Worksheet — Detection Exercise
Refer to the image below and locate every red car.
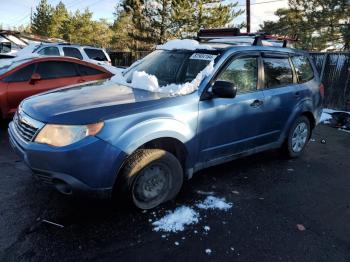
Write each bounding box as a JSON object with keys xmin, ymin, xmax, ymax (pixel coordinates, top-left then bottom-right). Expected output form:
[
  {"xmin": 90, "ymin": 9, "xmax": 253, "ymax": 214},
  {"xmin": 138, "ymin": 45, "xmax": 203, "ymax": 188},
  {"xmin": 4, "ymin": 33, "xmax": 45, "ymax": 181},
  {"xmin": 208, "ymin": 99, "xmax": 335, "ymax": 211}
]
[{"xmin": 0, "ymin": 56, "xmax": 113, "ymax": 119}]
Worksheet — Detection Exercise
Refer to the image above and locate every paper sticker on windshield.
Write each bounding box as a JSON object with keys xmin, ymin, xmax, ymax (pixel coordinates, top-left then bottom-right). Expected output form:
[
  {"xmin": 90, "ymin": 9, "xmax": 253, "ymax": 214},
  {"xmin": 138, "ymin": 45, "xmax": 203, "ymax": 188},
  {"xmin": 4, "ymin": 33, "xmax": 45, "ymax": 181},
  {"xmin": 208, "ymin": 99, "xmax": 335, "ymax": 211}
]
[{"xmin": 190, "ymin": 53, "xmax": 217, "ymax": 61}]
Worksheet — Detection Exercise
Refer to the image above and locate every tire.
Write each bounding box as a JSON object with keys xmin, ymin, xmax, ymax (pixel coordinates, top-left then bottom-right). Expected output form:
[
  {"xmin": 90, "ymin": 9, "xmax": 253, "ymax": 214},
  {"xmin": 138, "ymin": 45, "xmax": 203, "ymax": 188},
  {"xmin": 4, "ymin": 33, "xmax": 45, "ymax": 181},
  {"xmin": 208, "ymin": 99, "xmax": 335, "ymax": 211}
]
[
  {"xmin": 118, "ymin": 149, "xmax": 183, "ymax": 210},
  {"xmin": 283, "ymin": 116, "xmax": 311, "ymax": 158}
]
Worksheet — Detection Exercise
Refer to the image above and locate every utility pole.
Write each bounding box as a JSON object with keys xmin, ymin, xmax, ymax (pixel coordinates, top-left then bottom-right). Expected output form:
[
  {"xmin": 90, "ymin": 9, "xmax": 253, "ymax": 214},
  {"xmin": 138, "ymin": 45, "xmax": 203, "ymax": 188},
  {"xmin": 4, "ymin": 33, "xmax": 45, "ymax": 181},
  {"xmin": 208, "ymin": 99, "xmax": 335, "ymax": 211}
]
[{"xmin": 246, "ymin": 0, "xmax": 251, "ymax": 33}]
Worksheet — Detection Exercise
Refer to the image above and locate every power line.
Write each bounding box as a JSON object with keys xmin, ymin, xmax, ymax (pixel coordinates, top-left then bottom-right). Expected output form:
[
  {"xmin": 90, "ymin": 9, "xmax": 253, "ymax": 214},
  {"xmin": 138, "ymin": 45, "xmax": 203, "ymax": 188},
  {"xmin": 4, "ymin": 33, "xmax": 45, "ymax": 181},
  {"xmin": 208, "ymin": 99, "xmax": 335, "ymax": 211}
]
[{"xmin": 238, "ymin": 0, "xmax": 286, "ymax": 7}]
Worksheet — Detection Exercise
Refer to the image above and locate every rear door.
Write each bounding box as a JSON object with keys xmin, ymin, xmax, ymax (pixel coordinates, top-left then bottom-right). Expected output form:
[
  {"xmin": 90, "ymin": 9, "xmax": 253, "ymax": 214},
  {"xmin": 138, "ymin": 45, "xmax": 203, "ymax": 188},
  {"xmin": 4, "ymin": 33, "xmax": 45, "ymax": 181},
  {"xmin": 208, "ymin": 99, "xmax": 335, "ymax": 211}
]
[
  {"xmin": 261, "ymin": 52, "xmax": 299, "ymax": 140},
  {"xmin": 33, "ymin": 61, "xmax": 81, "ymax": 93},
  {"xmin": 76, "ymin": 63, "xmax": 111, "ymax": 83}
]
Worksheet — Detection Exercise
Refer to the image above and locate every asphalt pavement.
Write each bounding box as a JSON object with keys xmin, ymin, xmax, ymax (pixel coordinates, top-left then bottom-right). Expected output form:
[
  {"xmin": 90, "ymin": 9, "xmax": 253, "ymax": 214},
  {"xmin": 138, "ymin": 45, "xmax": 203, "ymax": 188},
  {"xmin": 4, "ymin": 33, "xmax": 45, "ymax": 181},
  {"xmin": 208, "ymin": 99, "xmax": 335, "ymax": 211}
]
[{"xmin": 0, "ymin": 121, "xmax": 350, "ymax": 262}]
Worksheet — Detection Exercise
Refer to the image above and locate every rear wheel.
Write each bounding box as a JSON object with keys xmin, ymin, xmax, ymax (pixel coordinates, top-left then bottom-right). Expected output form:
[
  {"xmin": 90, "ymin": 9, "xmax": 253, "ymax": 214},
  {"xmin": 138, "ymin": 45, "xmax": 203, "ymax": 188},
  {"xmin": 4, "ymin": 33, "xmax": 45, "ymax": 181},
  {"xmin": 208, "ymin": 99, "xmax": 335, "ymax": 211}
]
[
  {"xmin": 284, "ymin": 116, "xmax": 311, "ymax": 158},
  {"xmin": 119, "ymin": 149, "xmax": 183, "ymax": 210}
]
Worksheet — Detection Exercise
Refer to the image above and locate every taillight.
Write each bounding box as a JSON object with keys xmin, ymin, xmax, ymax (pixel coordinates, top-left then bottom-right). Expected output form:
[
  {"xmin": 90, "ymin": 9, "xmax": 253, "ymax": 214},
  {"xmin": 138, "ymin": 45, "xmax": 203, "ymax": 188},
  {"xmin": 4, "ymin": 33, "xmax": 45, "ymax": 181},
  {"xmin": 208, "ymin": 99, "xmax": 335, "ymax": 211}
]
[{"xmin": 319, "ymin": 83, "xmax": 325, "ymax": 98}]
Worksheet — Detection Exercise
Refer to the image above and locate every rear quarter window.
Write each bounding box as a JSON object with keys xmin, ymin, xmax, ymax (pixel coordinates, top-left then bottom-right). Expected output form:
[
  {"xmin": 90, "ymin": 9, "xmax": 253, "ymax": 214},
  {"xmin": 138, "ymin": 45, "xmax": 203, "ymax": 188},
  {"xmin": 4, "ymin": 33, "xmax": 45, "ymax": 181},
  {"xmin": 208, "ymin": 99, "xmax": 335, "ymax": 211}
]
[
  {"xmin": 63, "ymin": 47, "xmax": 83, "ymax": 60},
  {"xmin": 291, "ymin": 56, "xmax": 314, "ymax": 83},
  {"xmin": 84, "ymin": 48, "xmax": 108, "ymax": 61}
]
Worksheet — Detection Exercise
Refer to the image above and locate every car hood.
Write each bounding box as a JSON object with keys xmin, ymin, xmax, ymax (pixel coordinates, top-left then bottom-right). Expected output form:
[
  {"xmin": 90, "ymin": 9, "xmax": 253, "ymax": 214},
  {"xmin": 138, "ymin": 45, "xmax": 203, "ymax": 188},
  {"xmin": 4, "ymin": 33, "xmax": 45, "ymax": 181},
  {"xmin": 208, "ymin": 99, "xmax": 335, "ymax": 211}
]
[{"xmin": 21, "ymin": 79, "xmax": 172, "ymax": 124}]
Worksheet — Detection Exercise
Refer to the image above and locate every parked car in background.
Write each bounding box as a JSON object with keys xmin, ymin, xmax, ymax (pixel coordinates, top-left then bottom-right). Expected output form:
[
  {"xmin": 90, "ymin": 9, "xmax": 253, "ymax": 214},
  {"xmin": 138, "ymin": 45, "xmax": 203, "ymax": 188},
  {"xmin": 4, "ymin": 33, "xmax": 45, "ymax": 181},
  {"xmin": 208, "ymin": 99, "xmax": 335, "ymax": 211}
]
[
  {"xmin": 30, "ymin": 43, "xmax": 112, "ymax": 65},
  {"xmin": 0, "ymin": 56, "xmax": 113, "ymax": 119},
  {"xmin": 8, "ymin": 37, "xmax": 323, "ymax": 210}
]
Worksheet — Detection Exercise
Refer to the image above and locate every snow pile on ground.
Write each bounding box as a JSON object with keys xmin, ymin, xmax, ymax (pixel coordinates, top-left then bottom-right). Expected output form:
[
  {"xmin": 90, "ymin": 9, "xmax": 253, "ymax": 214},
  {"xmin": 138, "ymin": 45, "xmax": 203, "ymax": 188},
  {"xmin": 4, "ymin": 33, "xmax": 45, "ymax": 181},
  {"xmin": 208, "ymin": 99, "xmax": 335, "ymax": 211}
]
[
  {"xmin": 151, "ymin": 195, "xmax": 233, "ymax": 233},
  {"xmin": 196, "ymin": 196, "xmax": 233, "ymax": 211},
  {"xmin": 320, "ymin": 110, "xmax": 333, "ymax": 123},
  {"xmin": 129, "ymin": 61, "xmax": 214, "ymax": 96},
  {"xmin": 157, "ymin": 39, "xmax": 214, "ymax": 51},
  {"xmin": 152, "ymin": 206, "xmax": 199, "ymax": 233}
]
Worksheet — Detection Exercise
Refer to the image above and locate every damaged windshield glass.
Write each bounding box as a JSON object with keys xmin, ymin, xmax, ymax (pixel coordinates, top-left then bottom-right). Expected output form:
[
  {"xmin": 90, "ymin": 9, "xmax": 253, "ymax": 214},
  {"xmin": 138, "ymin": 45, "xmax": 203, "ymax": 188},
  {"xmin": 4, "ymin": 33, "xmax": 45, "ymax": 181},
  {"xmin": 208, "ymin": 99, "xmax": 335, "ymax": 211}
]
[{"xmin": 123, "ymin": 50, "xmax": 218, "ymax": 86}]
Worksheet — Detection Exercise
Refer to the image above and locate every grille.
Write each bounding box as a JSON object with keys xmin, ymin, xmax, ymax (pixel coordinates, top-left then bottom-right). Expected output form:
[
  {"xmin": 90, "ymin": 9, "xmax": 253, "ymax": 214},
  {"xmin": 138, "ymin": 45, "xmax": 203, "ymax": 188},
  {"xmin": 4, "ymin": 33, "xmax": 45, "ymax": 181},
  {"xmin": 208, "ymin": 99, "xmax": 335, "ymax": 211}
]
[{"xmin": 13, "ymin": 110, "xmax": 44, "ymax": 143}]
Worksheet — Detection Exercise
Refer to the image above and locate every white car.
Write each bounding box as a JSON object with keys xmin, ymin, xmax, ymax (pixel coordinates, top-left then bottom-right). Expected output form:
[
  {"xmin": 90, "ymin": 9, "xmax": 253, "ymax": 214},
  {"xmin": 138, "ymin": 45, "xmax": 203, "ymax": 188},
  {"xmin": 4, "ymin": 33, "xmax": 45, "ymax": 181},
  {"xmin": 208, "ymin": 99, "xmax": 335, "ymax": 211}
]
[{"xmin": 15, "ymin": 43, "xmax": 112, "ymax": 65}]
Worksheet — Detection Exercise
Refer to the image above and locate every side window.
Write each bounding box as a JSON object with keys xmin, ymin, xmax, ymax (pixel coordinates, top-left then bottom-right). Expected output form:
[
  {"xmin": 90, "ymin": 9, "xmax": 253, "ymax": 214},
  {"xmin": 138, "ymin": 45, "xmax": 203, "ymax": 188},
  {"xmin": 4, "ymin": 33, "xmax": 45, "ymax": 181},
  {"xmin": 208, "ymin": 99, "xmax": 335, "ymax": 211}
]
[
  {"xmin": 263, "ymin": 57, "xmax": 293, "ymax": 88},
  {"xmin": 217, "ymin": 57, "xmax": 258, "ymax": 93},
  {"xmin": 38, "ymin": 47, "xmax": 60, "ymax": 56},
  {"xmin": 77, "ymin": 64, "xmax": 104, "ymax": 76},
  {"xmin": 84, "ymin": 48, "xmax": 108, "ymax": 61},
  {"xmin": 4, "ymin": 64, "xmax": 35, "ymax": 82},
  {"xmin": 63, "ymin": 47, "xmax": 83, "ymax": 60},
  {"xmin": 291, "ymin": 56, "xmax": 314, "ymax": 83},
  {"xmin": 37, "ymin": 61, "xmax": 78, "ymax": 79}
]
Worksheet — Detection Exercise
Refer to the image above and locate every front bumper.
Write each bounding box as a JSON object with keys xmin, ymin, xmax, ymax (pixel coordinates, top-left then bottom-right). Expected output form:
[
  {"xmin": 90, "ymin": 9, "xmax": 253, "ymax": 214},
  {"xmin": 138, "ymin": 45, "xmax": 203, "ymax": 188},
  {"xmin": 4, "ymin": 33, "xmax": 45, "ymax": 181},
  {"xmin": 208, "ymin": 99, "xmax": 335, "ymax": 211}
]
[{"xmin": 8, "ymin": 121, "xmax": 127, "ymax": 198}]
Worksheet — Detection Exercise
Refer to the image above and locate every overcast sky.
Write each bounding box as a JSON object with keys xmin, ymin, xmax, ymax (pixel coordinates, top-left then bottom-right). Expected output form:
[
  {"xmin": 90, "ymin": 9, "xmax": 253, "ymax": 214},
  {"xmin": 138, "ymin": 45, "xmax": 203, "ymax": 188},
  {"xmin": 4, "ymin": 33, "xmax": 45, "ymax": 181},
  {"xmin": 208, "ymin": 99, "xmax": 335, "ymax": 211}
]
[{"xmin": 0, "ymin": 0, "xmax": 289, "ymax": 32}]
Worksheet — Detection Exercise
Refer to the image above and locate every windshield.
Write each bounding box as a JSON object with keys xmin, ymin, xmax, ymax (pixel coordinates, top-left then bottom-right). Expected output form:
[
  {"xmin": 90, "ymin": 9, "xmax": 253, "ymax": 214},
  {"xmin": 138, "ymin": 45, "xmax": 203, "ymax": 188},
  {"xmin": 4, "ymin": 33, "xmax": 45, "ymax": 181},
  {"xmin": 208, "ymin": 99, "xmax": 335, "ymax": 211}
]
[{"xmin": 123, "ymin": 50, "xmax": 218, "ymax": 86}]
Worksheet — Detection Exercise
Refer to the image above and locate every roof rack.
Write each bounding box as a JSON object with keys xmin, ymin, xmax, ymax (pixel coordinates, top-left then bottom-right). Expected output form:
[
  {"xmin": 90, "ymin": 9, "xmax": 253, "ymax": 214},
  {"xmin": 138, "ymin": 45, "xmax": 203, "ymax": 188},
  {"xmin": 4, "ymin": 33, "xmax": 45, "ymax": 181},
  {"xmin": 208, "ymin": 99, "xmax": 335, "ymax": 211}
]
[{"xmin": 197, "ymin": 28, "xmax": 298, "ymax": 48}]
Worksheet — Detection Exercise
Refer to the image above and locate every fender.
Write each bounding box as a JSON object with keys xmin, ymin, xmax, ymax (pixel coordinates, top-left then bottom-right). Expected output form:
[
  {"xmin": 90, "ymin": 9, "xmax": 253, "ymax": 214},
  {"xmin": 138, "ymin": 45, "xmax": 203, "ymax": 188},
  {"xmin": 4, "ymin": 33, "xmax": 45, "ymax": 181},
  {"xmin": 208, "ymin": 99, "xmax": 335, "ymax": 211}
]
[
  {"xmin": 279, "ymin": 97, "xmax": 315, "ymax": 142},
  {"xmin": 99, "ymin": 117, "xmax": 196, "ymax": 155}
]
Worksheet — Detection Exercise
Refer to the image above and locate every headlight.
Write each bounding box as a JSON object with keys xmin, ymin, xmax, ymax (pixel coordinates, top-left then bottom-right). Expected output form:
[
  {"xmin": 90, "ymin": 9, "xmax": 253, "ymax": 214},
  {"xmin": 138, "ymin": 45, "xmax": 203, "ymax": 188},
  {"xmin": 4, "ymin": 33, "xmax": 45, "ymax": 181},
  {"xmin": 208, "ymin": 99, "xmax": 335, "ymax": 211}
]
[{"xmin": 35, "ymin": 122, "xmax": 104, "ymax": 147}]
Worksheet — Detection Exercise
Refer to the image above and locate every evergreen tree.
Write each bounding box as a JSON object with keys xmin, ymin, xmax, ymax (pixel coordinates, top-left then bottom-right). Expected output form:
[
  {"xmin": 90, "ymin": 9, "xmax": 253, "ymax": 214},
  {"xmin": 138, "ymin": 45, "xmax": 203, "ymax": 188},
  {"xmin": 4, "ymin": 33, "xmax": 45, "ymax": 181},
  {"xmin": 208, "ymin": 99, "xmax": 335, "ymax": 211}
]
[
  {"xmin": 260, "ymin": 0, "xmax": 350, "ymax": 50},
  {"xmin": 31, "ymin": 0, "xmax": 53, "ymax": 36},
  {"xmin": 171, "ymin": 0, "xmax": 243, "ymax": 38},
  {"xmin": 50, "ymin": 1, "xmax": 69, "ymax": 38}
]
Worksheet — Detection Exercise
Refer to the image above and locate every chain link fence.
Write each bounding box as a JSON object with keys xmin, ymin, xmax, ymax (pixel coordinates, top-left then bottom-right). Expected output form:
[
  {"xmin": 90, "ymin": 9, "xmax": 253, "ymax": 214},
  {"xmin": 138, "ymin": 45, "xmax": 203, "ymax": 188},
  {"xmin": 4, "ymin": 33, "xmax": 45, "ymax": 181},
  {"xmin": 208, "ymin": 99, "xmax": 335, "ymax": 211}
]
[{"xmin": 310, "ymin": 52, "xmax": 350, "ymax": 111}]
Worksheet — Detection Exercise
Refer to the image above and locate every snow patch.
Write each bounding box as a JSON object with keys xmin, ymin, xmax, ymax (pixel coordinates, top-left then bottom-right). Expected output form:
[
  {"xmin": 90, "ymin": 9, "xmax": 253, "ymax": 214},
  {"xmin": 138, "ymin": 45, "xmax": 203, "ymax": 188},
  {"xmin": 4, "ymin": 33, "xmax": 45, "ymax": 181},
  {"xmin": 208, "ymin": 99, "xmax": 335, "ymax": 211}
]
[
  {"xmin": 131, "ymin": 71, "xmax": 159, "ymax": 92},
  {"xmin": 196, "ymin": 196, "xmax": 233, "ymax": 211},
  {"xmin": 152, "ymin": 206, "xmax": 199, "ymax": 233},
  {"xmin": 205, "ymin": 249, "xmax": 212, "ymax": 255},
  {"xmin": 320, "ymin": 108, "xmax": 350, "ymax": 124},
  {"xmin": 112, "ymin": 61, "xmax": 214, "ymax": 96},
  {"xmin": 157, "ymin": 39, "xmax": 214, "ymax": 51}
]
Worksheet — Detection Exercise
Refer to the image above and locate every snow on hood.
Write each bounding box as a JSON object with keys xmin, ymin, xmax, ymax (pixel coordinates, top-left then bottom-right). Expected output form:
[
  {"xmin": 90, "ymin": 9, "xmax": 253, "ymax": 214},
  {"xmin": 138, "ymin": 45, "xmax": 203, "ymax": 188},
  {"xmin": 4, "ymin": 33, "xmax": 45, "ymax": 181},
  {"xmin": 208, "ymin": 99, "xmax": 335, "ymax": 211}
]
[
  {"xmin": 111, "ymin": 61, "xmax": 214, "ymax": 96},
  {"xmin": 157, "ymin": 39, "xmax": 214, "ymax": 51}
]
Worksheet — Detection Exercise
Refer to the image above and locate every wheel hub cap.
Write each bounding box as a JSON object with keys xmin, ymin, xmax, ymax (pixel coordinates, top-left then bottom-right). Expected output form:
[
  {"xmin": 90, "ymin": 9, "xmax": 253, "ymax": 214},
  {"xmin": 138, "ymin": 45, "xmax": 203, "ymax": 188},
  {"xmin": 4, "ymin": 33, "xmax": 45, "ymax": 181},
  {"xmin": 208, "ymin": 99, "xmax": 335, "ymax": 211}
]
[{"xmin": 291, "ymin": 122, "xmax": 308, "ymax": 153}]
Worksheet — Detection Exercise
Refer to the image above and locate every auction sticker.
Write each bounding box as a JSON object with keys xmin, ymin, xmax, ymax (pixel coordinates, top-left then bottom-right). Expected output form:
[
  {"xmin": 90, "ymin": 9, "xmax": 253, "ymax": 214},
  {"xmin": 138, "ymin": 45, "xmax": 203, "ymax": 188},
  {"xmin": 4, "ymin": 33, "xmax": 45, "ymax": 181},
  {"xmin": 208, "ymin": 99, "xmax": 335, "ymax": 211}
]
[{"xmin": 190, "ymin": 53, "xmax": 217, "ymax": 61}]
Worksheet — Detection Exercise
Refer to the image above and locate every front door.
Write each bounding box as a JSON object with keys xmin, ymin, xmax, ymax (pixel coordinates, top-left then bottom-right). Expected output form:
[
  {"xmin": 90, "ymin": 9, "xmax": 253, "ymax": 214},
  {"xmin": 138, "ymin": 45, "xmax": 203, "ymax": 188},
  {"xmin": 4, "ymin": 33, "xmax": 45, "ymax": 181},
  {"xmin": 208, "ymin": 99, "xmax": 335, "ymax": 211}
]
[{"xmin": 198, "ymin": 54, "xmax": 274, "ymax": 166}]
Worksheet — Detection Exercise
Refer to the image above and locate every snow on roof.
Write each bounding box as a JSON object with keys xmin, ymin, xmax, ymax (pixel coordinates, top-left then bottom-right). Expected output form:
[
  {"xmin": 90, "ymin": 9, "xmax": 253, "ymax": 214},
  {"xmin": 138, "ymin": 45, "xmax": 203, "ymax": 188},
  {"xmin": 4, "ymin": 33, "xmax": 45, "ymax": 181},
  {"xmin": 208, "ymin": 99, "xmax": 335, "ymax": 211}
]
[{"xmin": 157, "ymin": 39, "xmax": 214, "ymax": 51}]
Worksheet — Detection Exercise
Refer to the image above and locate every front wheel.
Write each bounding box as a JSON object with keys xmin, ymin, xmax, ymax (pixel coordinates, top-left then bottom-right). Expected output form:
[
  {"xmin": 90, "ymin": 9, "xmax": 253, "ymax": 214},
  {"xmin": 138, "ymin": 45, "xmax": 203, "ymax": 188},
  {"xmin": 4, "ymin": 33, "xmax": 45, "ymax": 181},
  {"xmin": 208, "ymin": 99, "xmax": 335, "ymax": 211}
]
[
  {"xmin": 284, "ymin": 116, "xmax": 311, "ymax": 158},
  {"xmin": 119, "ymin": 149, "xmax": 183, "ymax": 210}
]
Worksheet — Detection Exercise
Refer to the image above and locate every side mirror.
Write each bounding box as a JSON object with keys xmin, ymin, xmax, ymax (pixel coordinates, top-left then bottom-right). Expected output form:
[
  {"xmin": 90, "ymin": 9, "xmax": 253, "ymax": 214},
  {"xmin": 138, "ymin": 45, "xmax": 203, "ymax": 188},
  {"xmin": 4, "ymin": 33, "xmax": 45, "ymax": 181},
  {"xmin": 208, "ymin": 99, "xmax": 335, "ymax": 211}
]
[
  {"xmin": 212, "ymin": 80, "xmax": 237, "ymax": 98},
  {"xmin": 29, "ymin": 73, "xmax": 41, "ymax": 84}
]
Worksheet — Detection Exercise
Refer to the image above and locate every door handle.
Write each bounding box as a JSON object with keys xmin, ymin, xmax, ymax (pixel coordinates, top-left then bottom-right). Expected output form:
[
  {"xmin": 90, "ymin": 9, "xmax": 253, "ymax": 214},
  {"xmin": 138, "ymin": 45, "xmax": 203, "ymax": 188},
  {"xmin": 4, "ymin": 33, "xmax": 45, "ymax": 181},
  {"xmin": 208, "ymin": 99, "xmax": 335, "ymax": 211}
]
[
  {"xmin": 78, "ymin": 79, "xmax": 86, "ymax": 83},
  {"xmin": 250, "ymin": 99, "xmax": 264, "ymax": 107}
]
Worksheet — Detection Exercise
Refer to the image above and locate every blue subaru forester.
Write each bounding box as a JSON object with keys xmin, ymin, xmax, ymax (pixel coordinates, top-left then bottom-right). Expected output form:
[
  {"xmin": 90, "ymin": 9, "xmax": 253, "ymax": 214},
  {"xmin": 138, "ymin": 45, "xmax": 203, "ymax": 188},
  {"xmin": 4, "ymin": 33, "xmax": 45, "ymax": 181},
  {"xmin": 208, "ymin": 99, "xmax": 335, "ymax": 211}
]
[{"xmin": 8, "ymin": 35, "xmax": 323, "ymax": 209}]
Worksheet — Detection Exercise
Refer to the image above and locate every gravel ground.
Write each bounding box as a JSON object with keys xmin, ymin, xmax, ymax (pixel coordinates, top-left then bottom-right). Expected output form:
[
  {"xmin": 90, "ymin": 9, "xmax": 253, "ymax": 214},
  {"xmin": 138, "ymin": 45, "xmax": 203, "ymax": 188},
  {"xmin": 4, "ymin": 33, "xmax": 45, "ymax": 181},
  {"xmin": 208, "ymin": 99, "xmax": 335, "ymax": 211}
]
[{"xmin": 0, "ymin": 122, "xmax": 349, "ymax": 262}]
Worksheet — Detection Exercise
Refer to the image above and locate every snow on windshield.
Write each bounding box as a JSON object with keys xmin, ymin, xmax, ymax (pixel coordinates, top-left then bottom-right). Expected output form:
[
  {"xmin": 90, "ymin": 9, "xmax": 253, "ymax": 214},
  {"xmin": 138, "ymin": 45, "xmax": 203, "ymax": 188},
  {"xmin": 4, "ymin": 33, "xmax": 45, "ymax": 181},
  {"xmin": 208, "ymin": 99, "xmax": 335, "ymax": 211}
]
[
  {"xmin": 157, "ymin": 39, "xmax": 214, "ymax": 51},
  {"xmin": 111, "ymin": 61, "xmax": 214, "ymax": 96}
]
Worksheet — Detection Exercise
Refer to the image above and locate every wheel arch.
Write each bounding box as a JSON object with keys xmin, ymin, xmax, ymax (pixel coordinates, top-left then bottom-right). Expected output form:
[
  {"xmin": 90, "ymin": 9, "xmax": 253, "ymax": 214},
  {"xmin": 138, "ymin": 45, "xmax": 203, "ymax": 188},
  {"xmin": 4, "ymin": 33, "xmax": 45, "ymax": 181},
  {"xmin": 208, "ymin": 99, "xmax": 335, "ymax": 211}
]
[{"xmin": 281, "ymin": 100, "xmax": 317, "ymax": 142}]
